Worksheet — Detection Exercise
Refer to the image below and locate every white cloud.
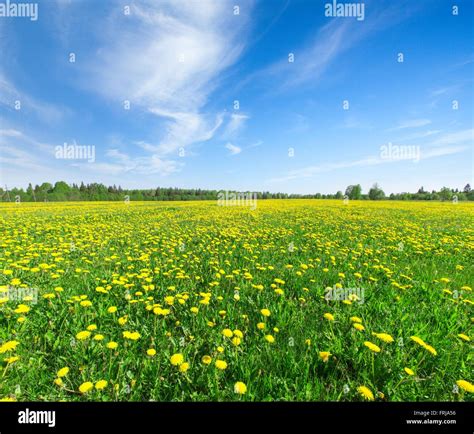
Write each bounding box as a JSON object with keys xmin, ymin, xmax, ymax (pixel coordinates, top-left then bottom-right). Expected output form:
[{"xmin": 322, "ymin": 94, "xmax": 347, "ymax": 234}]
[
  {"xmin": 223, "ymin": 113, "xmax": 249, "ymax": 137},
  {"xmin": 391, "ymin": 119, "xmax": 432, "ymax": 130},
  {"xmin": 225, "ymin": 142, "xmax": 242, "ymax": 155},
  {"xmin": 85, "ymin": 0, "xmax": 251, "ymax": 157},
  {"xmin": 429, "ymin": 129, "xmax": 473, "ymax": 147},
  {"xmin": 0, "ymin": 74, "xmax": 66, "ymax": 123}
]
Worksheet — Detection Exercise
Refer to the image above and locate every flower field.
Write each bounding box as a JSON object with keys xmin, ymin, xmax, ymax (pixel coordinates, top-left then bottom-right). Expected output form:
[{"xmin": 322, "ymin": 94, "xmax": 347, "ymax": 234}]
[{"xmin": 0, "ymin": 200, "xmax": 472, "ymax": 401}]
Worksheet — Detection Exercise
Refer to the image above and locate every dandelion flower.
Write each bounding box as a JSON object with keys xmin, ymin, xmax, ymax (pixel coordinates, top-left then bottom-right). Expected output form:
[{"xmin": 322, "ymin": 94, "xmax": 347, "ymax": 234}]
[
  {"xmin": 456, "ymin": 380, "xmax": 474, "ymax": 393},
  {"xmin": 170, "ymin": 353, "xmax": 184, "ymax": 366},
  {"xmin": 319, "ymin": 351, "xmax": 331, "ymax": 362},
  {"xmin": 323, "ymin": 313, "xmax": 335, "ymax": 321},
  {"xmin": 457, "ymin": 334, "xmax": 470, "ymax": 342},
  {"xmin": 364, "ymin": 341, "xmax": 381, "ymax": 353},
  {"xmin": 147, "ymin": 348, "xmax": 156, "ymax": 357},
  {"xmin": 357, "ymin": 386, "xmax": 374, "ymax": 401},
  {"xmin": 202, "ymin": 355, "xmax": 212, "ymax": 365},
  {"xmin": 264, "ymin": 335, "xmax": 275, "ymax": 343},
  {"xmin": 95, "ymin": 380, "xmax": 108, "ymax": 390},
  {"xmin": 179, "ymin": 362, "xmax": 190, "ymax": 373},
  {"xmin": 404, "ymin": 367, "xmax": 415, "ymax": 376},
  {"xmin": 57, "ymin": 367, "xmax": 69, "ymax": 378},
  {"xmin": 106, "ymin": 341, "xmax": 118, "ymax": 350},
  {"xmin": 14, "ymin": 304, "xmax": 30, "ymax": 314},
  {"xmin": 215, "ymin": 360, "xmax": 227, "ymax": 370},
  {"xmin": 222, "ymin": 329, "xmax": 233, "ymax": 338},
  {"xmin": 353, "ymin": 323, "xmax": 365, "ymax": 331},
  {"xmin": 79, "ymin": 382, "xmax": 94, "ymax": 394},
  {"xmin": 260, "ymin": 309, "xmax": 271, "ymax": 317},
  {"xmin": 234, "ymin": 382, "xmax": 247, "ymax": 395},
  {"xmin": 372, "ymin": 333, "xmax": 394, "ymax": 343},
  {"xmin": 76, "ymin": 331, "xmax": 91, "ymax": 340}
]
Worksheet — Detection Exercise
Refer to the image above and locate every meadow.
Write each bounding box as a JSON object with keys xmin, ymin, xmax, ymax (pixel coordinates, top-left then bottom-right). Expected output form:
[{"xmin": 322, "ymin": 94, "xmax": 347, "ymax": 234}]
[{"xmin": 0, "ymin": 200, "xmax": 472, "ymax": 401}]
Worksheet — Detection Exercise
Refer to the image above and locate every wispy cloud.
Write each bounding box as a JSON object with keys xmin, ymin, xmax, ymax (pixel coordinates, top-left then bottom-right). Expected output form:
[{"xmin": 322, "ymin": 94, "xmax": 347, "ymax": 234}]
[
  {"xmin": 225, "ymin": 142, "xmax": 242, "ymax": 155},
  {"xmin": 223, "ymin": 113, "xmax": 249, "ymax": 137},
  {"xmin": 0, "ymin": 74, "xmax": 67, "ymax": 123},
  {"xmin": 83, "ymin": 0, "xmax": 251, "ymax": 160},
  {"xmin": 390, "ymin": 119, "xmax": 432, "ymax": 130},
  {"xmin": 268, "ymin": 129, "xmax": 472, "ymax": 183}
]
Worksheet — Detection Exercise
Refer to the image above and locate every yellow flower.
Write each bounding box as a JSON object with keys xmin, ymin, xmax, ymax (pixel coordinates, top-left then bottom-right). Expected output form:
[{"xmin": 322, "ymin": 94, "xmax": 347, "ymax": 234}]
[
  {"xmin": 233, "ymin": 329, "xmax": 243, "ymax": 338},
  {"xmin": 0, "ymin": 340, "xmax": 20, "ymax": 354},
  {"xmin": 232, "ymin": 337, "xmax": 241, "ymax": 346},
  {"xmin": 372, "ymin": 333, "xmax": 394, "ymax": 343},
  {"xmin": 319, "ymin": 351, "xmax": 331, "ymax": 362},
  {"xmin": 106, "ymin": 341, "xmax": 118, "ymax": 350},
  {"xmin": 14, "ymin": 304, "xmax": 30, "ymax": 314},
  {"xmin": 79, "ymin": 382, "xmax": 94, "ymax": 393},
  {"xmin": 215, "ymin": 360, "xmax": 227, "ymax": 370},
  {"xmin": 217, "ymin": 346, "xmax": 224, "ymax": 353},
  {"xmin": 260, "ymin": 308, "xmax": 271, "ymax": 317},
  {"xmin": 170, "ymin": 353, "xmax": 184, "ymax": 366},
  {"xmin": 457, "ymin": 334, "xmax": 470, "ymax": 342},
  {"xmin": 404, "ymin": 367, "xmax": 415, "ymax": 376},
  {"xmin": 107, "ymin": 306, "xmax": 117, "ymax": 313},
  {"xmin": 357, "ymin": 386, "xmax": 374, "ymax": 401},
  {"xmin": 264, "ymin": 334, "xmax": 275, "ymax": 343},
  {"xmin": 118, "ymin": 316, "xmax": 128, "ymax": 326},
  {"xmin": 86, "ymin": 324, "xmax": 97, "ymax": 331},
  {"xmin": 202, "ymin": 355, "xmax": 212, "ymax": 365},
  {"xmin": 353, "ymin": 323, "xmax": 365, "ymax": 331},
  {"xmin": 123, "ymin": 331, "xmax": 140, "ymax": 340},
  {"xmin": 95, "ymin": 380, "xmax": 108, "ymax": 390},
  {"xmin": 76, "ymin": 331, "xmax": 91, "ymax": 340},
  {"xmin": 93, "ymin": 334, "xmax": 104, "ymax": 341},
  {"xmin": 57, "ymin": 367, "xmax": 69, "ymax": 378},
  {"xmin": 234, "ymin": 381, "xmax": 247, "ymax": 395},
  {"xmin": 80, "ymin": 300, "xmax": 92, "ymax": 307},
  {"xmin": 222, "ymin": 329, "xmax": 233, "ymax": 338},
  {"xmin": 323, "ymin": 313, "xmax": 335, "ymax": 321},
  {"xmin": 4, "ymin": 356, "xmax": 19, "ymax": 364},
  {"xmin": 410, "ymin": 336, "xmax": 437, "ymax": 355},
  {"xmin": 257, "ymin": 322, "xmax": 265, "ymax": 330},
  {"xmin": 456, "ymin": 380, "xmax": 474, "ymax": 393},
  {"xmin": 179, "ymin": 362, "xmax": 190, "ymax": 373},
  {"xmin": 147, "ymin": 348, "xmax": 156, "ymax": 357},
  {"xmin": 350, "ymin": 316, "xmax": 363, "ymax": 323},
  {"xmin": 54, "ymin": 378, "xmax": 64, "ymax": 387},
  {"xmin": 410, "ymin": 336, "xmax": 425, "ymax": 346},
  {"xmin": 364, "ymin": 341, "xmax": 381, "ymax": 353}
]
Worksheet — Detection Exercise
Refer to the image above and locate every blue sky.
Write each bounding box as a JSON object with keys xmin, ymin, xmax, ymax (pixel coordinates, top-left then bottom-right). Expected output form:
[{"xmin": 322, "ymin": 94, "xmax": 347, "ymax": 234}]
[{"xmin": 0, "ymin": 0, "xmax": 473, "ymax": 194}]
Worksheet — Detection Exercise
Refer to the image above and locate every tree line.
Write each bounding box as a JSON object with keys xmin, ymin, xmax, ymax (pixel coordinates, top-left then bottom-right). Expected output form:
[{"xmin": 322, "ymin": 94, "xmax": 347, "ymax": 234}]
[{"xmin": 0, "ymin": 181, "xmax": 473, "ymax": 202}]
